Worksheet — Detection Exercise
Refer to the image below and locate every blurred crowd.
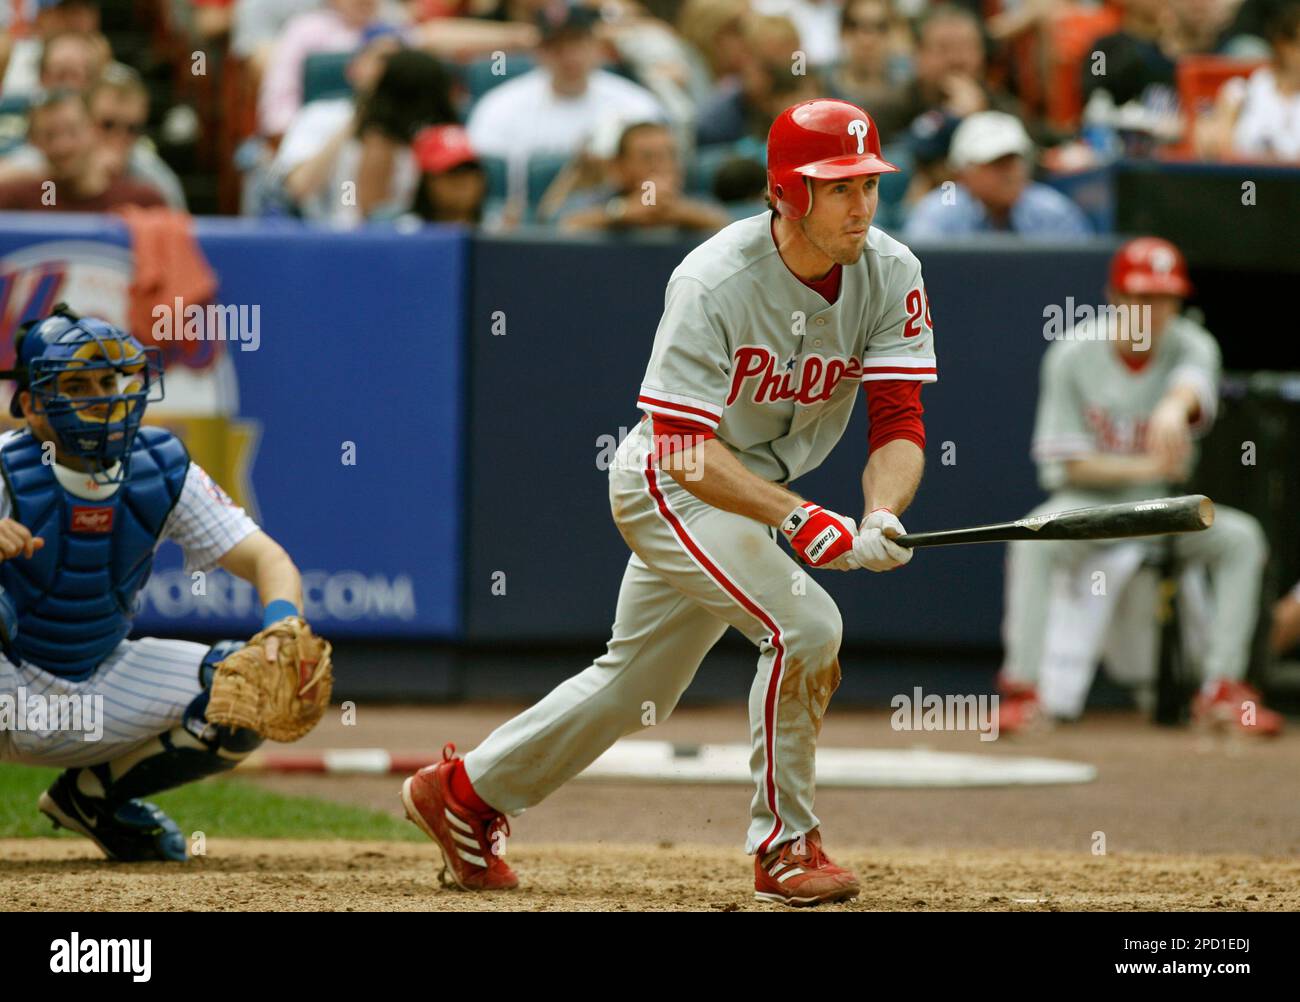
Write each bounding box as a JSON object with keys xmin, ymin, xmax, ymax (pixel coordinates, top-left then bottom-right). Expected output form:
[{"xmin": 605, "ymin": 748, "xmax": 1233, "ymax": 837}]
[{"xmin": 0, "ymin": 0, "xmax": 1297, "ymax": 232}]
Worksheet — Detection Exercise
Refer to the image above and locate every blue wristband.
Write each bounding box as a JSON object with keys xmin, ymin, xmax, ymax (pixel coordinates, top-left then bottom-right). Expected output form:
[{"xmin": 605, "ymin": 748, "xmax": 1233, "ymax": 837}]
[{"xmin": 262, "ymin": 600, "xmax": 299, "ymax": 629}]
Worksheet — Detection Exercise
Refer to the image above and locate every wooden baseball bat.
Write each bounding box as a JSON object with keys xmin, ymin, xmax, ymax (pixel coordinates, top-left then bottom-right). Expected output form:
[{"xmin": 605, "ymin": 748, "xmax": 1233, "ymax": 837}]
[{"xmin": 893, "ymin": 495, "xmax": 1214, "ymax": 549}]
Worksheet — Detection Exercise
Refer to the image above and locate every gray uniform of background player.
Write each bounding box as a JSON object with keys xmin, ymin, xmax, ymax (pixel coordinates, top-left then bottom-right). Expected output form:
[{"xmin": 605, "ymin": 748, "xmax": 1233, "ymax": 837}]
[
  {"xmin": 1000, "ymin": 315, "xmax": 1266, "ymax": 717},
  {"xmin": 463, "ymin": 212, "xmax": 936, "ymax": 856}
]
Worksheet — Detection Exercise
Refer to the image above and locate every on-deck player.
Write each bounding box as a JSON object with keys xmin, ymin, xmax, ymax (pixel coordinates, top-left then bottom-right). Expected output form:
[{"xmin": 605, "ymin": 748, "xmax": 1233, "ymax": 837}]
[
  {"xmin": 998, "ymin": 238, "xmax": 1282, "ymax": 735},
  {"xmin": 0, "ymin": 305, "xmax": 313, "ymax": 860},
  {"xmin": 402, "ymin": 99, "xmax": 938, "ymax": 906}
]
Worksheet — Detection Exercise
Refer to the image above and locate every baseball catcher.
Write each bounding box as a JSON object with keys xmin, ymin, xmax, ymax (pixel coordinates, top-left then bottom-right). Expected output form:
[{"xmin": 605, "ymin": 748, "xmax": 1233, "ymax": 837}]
[{"xmin": 0, "ymin": 305, "xmax": 331, "ymax": 862}]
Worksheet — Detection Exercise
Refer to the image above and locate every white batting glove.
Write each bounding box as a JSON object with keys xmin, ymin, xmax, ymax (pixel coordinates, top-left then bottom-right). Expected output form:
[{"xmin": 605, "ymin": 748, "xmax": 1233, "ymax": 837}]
[
  {"xmin": 853, "ymin": 507, "xmax": 913, "ymax": 572},
  {"xmin": 819, "ymin": 511, "xmax": 863, "ymax": 571}
]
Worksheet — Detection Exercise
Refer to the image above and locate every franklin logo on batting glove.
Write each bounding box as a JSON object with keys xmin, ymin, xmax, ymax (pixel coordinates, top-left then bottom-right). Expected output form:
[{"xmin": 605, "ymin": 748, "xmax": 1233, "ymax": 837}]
[{"xmin": 781, "ymin": 502, "xmax": 860, "ymax": 570}]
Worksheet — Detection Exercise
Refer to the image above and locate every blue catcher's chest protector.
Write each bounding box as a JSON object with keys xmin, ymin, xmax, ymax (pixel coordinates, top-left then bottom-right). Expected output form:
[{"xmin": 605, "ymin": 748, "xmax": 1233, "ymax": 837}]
[{"xmin": 0, "ymin": 427, "xmax": 189, "ymax": 680}]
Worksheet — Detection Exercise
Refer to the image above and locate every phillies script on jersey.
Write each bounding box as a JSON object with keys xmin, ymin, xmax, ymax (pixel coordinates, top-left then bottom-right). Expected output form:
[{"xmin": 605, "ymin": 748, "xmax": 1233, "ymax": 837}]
[{"xmin": 727, "ymin": 346, "xmax": 868, "ymax": 406}]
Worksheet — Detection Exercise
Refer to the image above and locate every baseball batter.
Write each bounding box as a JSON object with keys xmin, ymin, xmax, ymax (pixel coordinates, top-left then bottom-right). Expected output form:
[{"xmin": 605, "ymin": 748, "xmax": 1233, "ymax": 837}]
[
  {"xmin": 998, "ymin": 238, "xmax": 1282, "ymax": 735},
  {"xmin": 0, "ymin": 305, "xmax": 323, "ymax": 861},
  {"xmin": 403, "ymin": 99, "xmax": 937, "ymax": 906}
]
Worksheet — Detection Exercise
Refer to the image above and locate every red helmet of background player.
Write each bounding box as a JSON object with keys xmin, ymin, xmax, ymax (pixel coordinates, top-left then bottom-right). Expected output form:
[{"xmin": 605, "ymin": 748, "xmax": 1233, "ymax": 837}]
[
  {"xmin": 767, "ymin": 99, "xmax": 898, "ymax": 220},
  {"xmin": 1109, "ymin": 237, "xmax": 1193, "ymax": 298}
]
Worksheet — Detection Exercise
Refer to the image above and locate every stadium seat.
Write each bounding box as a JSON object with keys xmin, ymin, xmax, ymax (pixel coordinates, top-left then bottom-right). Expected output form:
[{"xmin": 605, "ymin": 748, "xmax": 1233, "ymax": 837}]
[
  {"xmin": 0, "ymin": 94, "xmax": 32, "ymax": 117},
  {"xmin": 0, "ymin": 97, "xmax": 30, "ymax": 157},
  {"xmin": 464, "ymin": 55, "xmax": 536, "ymax": 103},
  {"xmin": 1170, "ymin": 56, "xmax": 1267, "ymax": 157},
  {"xmin": 527, "ymin": 152, "xmax": 571, "ymax": 208},
  {"xmin": 874, "ymin": 143, "xmax": 913, "ymax": 232},
  {"xmin": 1043, "ymin": 5, "xmax": 1122, "ymax": 130},
  {"xmin": 481, "ymin": 154, "xmax": 508, "ymax": 202},
  {"xmin": 687, "ymin": 144, "xmax": 744, "ymax": 196},
  {"xmin": 302, "ymin": 52, "xmax": 353, "ymax": 104}
]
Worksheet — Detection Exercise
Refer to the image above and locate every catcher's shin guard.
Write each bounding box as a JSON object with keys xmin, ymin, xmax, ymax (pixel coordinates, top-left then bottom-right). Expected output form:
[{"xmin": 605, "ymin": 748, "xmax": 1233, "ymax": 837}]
[{"xmin": 82, "ymin": 641, "xmax": 264, "ymax": 803}]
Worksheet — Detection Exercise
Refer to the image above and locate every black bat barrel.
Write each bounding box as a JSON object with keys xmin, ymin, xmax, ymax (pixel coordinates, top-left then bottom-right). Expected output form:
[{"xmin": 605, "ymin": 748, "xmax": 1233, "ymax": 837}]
[{"xmin": 894, "ymin": 495, "xmax": 1215, "ymax": 549}]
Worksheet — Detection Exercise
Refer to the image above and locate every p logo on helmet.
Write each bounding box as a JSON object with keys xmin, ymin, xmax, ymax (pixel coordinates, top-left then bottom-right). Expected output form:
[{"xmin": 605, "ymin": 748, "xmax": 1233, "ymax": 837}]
[
  {"xmin": 766, "ymin": 98, "xmax": 898, "ymax": 220},
  {"xmin": 1108, "ymin": 237, "xmax": 1193, "ymax": 298}
]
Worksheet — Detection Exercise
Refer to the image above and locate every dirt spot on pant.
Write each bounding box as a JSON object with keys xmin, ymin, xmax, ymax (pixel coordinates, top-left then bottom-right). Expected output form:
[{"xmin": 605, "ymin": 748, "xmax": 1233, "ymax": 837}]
[{"xmin": 780, "ymin": 650, "xmax": 841, "ymax": 736}]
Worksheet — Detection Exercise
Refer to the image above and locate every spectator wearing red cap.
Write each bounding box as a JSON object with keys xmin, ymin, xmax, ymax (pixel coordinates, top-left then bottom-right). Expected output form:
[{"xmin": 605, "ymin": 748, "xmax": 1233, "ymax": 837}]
[{"xmin": 410, "ymin": 124, "xmax": 487, "ymax": 223}]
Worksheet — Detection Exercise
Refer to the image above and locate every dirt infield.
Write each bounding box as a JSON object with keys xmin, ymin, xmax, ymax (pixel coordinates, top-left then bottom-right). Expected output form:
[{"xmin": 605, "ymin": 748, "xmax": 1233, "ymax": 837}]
[
  {"xmin": 5, "ymin": 705, "xmax": 1298, "ymax": 911},
  {"xmin": 257, "ymin": 705, "xmax": 1300, "ymax": 855},
  {"xmin": 4, "ymin": 839, "xmax": 1298, "ymax": 911}
]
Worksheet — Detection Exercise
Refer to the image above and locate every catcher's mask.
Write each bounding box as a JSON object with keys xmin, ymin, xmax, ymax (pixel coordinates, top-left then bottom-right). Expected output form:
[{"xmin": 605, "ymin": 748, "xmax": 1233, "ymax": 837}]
[{"xmin": 3, "ymin": 304, "xmax": 164, "ymax": 484}]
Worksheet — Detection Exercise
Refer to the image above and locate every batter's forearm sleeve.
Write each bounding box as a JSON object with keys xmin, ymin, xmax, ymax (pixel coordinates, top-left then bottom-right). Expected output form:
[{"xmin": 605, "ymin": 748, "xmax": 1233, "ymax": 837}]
[{"xmin": 863, "ymin": 379, "xmax": 926, "ymax": 452}]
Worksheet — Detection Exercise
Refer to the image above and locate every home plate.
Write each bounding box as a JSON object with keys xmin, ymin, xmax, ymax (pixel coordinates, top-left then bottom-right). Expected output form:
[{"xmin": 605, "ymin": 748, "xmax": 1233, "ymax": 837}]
[{"xmin": 575, "ymin": 741, "xmax": 1095, "ymax": 788}]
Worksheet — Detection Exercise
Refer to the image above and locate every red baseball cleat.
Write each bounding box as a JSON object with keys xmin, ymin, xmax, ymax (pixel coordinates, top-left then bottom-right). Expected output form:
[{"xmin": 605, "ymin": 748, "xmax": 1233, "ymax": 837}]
[
  {"xmin": 401, "ymin": 743, "xmax": 519, "ymax": 891},
  {"xmin": 1193, "ymin": 679, "xmax": 1284, "ymax": 737},
  {"xmin": 994, "ymin": 679, "xmax": 1046, "ymax": 735},
  {"xmin": 754, "ymin": 829, "xmax": 860, "ymax": 907}
]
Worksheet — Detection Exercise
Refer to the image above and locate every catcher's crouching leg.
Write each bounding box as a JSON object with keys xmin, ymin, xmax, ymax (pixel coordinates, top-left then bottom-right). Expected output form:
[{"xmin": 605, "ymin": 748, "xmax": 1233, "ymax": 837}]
[
  {"xmin": 100, "ymin": 641, "xmax": 265, "ymax": 799},
  {"xmin": 38, "ymin": 642, "xmax": 263, "ymax": 862}
]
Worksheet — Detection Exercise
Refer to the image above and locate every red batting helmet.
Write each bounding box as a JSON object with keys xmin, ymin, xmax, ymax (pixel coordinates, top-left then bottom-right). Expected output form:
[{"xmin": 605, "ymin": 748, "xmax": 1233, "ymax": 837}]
[
  {"xmin": 767, "ymin": 99, "xmax": 898, "ymax": 220},
  {"xmin": 1109, "ymin": 237, "xmax": 1193, "ymax": 298}
]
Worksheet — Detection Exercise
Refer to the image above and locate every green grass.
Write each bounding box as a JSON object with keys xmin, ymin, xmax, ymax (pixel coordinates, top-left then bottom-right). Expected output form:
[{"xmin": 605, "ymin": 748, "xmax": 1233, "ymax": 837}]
[{"xmin": 0, "ymin": 764, "xmax": 421, "ymax": 841}]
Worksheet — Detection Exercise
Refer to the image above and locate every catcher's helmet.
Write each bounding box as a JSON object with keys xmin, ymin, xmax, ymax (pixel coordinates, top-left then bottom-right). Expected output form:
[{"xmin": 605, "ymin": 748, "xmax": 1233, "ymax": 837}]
[
  {"xmin": 766, "ymin": 98, "xmax": 898, "ymax": 220},
  {"xmin": 4, "ymin": 304, "xmax": 164, "ymax": 483},
  {"xmin": 1109, "ymin": 237, "xmax": 1192, "ymax": 298}
]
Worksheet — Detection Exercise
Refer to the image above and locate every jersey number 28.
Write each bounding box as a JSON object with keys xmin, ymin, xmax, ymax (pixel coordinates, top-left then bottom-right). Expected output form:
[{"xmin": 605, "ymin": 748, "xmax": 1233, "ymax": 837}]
[{"xmin": 903, "ymin": 287, "xmax": 932, "ymax": 339}]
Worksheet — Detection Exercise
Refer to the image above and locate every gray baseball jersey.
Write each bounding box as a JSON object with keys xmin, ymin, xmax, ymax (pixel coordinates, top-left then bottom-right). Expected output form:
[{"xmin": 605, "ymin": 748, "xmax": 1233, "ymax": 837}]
[
  {"xmin": 1003, "ymin": 313, "xmax": 1263, "ymax": 712},
  {"xmin": 463, "ymin": 212, "xmax": 938, "ymax": 859},
  {"xmin": 1031, "ymin": 314, "xmax": 1221, "ymax": 500},
  {"xmin": 636, "ymin": 213, "xmax": 938, "ymax": 483}
]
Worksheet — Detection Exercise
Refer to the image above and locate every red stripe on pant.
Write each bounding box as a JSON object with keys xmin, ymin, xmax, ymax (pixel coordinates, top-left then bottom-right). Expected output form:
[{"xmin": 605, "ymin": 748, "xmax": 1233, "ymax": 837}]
[{"xmin": 641, "ymin": 453, "xmax": 786, "ymax": 856}]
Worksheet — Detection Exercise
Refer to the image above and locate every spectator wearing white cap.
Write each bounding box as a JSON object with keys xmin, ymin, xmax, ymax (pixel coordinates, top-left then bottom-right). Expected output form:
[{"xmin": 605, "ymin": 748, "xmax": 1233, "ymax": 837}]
[{"xmin": 903, "ymin": 111, "xmax": 1092, "ymax": 239}]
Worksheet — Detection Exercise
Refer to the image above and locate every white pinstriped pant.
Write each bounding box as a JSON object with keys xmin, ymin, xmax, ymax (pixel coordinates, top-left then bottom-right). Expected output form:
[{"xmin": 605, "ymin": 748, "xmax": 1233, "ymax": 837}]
[
  {"xmin": 465, "ymin": 418, "xmax": 842, "ymax": 856},
  {"xmin": 0, "ymin": 637, "xmax": 209, "ymax": 768}
]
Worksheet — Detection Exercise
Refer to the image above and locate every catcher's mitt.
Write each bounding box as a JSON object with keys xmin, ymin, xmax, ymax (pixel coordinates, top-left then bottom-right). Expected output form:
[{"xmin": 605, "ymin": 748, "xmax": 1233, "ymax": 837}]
[{"xmin": 206, "ymin": 616, "xmax": 334, "ymax": 742}]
